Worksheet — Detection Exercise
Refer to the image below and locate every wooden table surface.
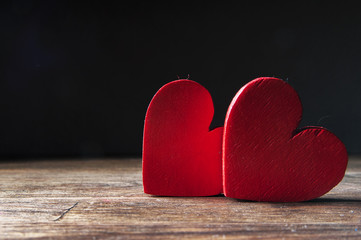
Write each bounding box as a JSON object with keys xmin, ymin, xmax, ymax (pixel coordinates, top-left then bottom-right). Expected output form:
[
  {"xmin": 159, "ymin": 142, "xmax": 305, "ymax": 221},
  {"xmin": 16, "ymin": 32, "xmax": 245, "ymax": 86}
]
[{"xmin": 1, "ymin": 157, "xmax": 360, "ymax": 239}]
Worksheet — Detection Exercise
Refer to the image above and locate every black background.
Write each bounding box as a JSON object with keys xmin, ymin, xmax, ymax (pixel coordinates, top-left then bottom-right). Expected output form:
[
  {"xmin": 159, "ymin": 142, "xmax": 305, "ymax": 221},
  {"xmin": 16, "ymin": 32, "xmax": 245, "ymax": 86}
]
[{"xmin": 1, "ymin": 1, "xmax": 360, "ymax": 158}]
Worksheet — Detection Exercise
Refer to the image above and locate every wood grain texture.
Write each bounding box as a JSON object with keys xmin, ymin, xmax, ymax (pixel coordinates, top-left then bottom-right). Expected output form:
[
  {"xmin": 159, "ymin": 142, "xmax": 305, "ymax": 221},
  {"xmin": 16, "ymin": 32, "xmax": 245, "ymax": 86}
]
[{"xmin": 1, "ymin": 157, "xmax": 361, "ymax": 239}]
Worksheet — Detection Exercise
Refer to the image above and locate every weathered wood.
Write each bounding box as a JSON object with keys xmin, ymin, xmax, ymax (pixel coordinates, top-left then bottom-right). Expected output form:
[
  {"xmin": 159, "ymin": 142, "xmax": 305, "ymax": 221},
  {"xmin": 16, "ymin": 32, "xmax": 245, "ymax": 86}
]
[{"xmin": 0, "ymin": 157, "xmax": 361, "ymax": 239}]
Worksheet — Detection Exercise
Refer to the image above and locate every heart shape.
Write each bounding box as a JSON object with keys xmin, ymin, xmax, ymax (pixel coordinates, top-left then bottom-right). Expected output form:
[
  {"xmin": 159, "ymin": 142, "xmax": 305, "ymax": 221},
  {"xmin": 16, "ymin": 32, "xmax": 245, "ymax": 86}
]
[
  {"xmin": 143, "ymin": 80, "xmax": 223, "ymax": 196},
  {"xmin": 223, "ymin": 77, "xmax": 348, "ymax": 202}
]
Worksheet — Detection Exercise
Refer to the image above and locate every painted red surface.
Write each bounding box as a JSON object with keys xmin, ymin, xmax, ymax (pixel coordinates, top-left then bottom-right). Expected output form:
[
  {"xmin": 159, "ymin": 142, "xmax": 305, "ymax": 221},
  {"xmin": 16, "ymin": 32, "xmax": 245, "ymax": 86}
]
[
  {"xmin": 223, "ymin": 77, "xmax": 348, "ymax": 202},
  {"xmin": 143, "ymin": 80, "xmax": 223, "ymax": 196}
]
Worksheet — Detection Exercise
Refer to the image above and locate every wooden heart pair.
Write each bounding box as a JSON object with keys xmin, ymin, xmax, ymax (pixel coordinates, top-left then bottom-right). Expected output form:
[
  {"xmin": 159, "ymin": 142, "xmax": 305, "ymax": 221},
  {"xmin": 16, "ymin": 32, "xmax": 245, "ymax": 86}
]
[{"xmin": 143, "ymin": 77, "xmax": 348, "ymax": 202}]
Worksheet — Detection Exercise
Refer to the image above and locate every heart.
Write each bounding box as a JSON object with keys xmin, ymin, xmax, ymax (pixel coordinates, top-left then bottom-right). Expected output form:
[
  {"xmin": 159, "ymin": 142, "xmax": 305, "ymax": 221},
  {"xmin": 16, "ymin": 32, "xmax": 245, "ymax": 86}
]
[
  {"xmin": 223, "ymin": 77, "xmax": 348, "ymax": 202},
  {"xmin": 143, "ymin": 80, "xmax": 223, "ymax": 196}
]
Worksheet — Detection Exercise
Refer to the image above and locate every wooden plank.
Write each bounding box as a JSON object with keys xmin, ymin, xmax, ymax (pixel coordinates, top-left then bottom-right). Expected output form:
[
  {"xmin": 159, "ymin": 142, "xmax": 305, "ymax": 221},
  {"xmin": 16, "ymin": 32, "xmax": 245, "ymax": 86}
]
[{"xmin": 0, "ymin": 157, "xmax": 361, "ymax": 239}]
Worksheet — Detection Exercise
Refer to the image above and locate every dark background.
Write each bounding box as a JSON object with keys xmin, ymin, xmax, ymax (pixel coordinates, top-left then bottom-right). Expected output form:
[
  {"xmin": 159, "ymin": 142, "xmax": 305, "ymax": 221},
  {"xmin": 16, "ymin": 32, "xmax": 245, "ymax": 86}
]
[{"xmin": 1, "ymin": 1, "xmax": 360, "ymax": 159}]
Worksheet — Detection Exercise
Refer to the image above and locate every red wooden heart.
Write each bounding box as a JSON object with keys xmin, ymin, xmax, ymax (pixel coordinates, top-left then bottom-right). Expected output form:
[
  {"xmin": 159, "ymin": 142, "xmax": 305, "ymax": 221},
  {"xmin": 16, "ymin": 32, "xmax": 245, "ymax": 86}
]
[
  {"xmin": 223, "ymin": 77, "xmax": 348, "ymax": 202},
  {"xmin": 143, "ymin": 80, "xmax": 223, "ymax": 196}
]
